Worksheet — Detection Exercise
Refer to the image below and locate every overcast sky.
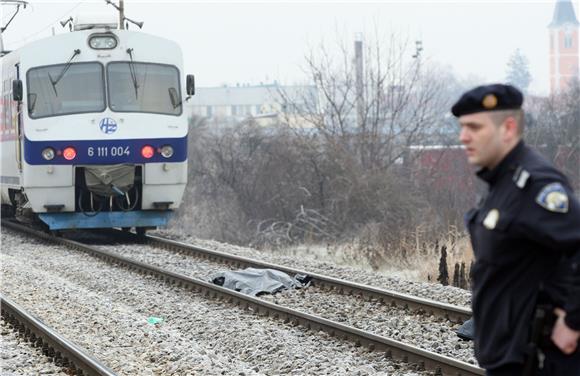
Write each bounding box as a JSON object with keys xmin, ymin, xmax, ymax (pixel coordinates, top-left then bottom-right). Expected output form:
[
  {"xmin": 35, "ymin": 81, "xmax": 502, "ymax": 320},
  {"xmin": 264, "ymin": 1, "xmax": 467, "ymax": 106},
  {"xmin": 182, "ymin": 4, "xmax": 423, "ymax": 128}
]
[{"xmin": 2, "ymin": 0, "xmax": 579, "ymax": 95}]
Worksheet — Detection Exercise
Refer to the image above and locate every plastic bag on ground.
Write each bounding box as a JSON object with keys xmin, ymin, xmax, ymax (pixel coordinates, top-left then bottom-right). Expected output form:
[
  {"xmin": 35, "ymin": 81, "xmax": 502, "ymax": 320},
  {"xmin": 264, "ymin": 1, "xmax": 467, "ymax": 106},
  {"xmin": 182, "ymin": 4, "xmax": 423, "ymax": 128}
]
[{"xmin": 210, "ymin": 267, "xmax": 311, "ymax": 296}]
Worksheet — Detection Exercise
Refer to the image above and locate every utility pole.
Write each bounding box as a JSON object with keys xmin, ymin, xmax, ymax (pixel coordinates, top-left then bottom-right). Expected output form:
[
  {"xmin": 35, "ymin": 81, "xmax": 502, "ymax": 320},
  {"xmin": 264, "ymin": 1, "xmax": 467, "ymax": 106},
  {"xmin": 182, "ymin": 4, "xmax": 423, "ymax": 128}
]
[
  {"xmin": 354, "ymin": 33, "xmax": 364, "ymax": 129},
  {"xmin": 107, "ymin": 0, "xmax": 142, "ymax": 29},
  {"xmin": 119, "ymin": 0, "xmax": 125, "ymax": 29}
]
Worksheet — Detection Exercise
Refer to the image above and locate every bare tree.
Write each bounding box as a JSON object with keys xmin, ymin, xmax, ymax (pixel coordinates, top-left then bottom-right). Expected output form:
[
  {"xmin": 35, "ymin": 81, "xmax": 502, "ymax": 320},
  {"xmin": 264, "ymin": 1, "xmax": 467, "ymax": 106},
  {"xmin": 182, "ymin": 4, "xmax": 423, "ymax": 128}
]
[
  {"xmin": 526, "ymin": 80, "xmax": 580, "ymax": 192},
  {"xmin": 278, "ymin": 32, "xmax": 450, "ymax": 172},
  {"xmin": 174, "ymin": 33, "xmax": 476, "ymax": 256}
]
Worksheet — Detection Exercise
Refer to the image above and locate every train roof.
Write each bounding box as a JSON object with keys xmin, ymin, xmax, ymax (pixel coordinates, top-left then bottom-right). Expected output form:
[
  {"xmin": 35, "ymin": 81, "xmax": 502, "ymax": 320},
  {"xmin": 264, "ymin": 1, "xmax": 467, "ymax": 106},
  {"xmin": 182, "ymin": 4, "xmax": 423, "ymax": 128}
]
[{"xmin": 4, "ymin": 28, "xmax": 183, "ymax": 70}]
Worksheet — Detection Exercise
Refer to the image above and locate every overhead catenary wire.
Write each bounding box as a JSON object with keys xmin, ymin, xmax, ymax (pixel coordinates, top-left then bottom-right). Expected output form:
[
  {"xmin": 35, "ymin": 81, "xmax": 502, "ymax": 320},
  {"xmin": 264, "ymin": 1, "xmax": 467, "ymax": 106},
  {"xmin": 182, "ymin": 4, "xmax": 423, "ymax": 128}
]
[{"xmin": 1, "ymin": 0, "xmax": 88, "ymax": 47}]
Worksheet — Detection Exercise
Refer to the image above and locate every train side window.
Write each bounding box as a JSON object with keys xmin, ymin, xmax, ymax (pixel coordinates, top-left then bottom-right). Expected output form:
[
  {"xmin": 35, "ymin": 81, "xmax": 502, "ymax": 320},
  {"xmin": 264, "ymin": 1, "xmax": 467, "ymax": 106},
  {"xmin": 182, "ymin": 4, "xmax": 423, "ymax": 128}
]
[
  {"xmin": 4, "ymin": 92, "xmax": 10, "ymax": 130},
  {"xmin": 2, "ymin": 80, "xmax": 7, "ymax": 130}
]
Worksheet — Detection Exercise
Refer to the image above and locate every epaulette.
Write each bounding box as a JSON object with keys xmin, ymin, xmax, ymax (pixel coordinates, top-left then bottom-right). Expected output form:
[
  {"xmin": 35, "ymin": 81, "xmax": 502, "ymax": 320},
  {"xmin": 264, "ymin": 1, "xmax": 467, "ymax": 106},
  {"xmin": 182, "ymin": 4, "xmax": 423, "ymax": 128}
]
[{"xmin": 512, "ymin": 166, "xmax": 530, "ymax": 189}]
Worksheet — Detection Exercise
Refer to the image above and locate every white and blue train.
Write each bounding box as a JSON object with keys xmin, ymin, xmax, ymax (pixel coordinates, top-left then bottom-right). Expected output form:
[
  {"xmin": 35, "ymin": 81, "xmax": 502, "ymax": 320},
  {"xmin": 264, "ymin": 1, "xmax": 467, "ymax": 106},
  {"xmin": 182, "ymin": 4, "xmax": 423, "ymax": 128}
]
[{"xmin": 0, "ymin": 14, "xmax": 194, "ymax": 233}]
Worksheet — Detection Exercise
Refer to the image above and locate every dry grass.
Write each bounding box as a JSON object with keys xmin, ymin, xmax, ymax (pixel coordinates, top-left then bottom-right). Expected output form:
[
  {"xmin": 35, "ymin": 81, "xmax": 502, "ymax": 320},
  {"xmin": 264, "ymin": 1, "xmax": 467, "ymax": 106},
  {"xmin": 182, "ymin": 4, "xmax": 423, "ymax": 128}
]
[{"xmin": 319, "ymin": 223, "xmax": 474, "ymax": 284}]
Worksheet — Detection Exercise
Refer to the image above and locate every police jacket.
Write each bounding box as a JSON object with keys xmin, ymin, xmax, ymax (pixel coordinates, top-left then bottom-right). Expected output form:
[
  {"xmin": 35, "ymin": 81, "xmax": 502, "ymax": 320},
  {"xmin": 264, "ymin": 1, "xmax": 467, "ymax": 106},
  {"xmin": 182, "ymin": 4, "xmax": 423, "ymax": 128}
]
[{"xmin": 465, "ymin": 141, "xmax": 580, "ymax": 370}]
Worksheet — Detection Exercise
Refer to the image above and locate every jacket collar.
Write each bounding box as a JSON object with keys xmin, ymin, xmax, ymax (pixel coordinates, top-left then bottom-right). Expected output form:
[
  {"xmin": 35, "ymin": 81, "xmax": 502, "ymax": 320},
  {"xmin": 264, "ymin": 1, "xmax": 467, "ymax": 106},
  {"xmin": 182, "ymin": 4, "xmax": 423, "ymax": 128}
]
[{"xmin": 476, "ymin": 140, "xmax": 525, "ymax": 185}]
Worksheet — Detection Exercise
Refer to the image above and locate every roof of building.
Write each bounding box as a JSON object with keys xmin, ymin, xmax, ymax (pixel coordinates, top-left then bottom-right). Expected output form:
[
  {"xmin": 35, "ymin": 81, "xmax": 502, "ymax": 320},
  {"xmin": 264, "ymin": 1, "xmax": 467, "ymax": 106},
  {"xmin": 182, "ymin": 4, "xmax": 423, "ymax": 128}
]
[
  {"xmin": 549, "ymin": 0, "xmax": 580, "ymax": 27},
  {"xmin": 188, "ymin": 84, "xmax": 317, "ymax": 106}
]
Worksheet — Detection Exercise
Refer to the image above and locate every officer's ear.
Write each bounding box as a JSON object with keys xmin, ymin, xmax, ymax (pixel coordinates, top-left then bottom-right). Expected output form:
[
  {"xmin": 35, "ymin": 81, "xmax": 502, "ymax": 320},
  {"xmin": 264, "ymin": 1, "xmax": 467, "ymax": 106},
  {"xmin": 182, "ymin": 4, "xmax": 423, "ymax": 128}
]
[{"xmin": 502, "ymin": 116, "xmax": 519, "ymax": 141}]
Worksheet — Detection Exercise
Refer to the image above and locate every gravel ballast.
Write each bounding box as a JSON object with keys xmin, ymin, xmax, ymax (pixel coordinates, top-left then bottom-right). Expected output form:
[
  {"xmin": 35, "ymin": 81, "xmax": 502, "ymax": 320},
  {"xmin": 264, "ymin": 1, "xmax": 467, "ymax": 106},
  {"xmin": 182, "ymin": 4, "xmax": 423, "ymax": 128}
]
[
  {"xmin": 1, "ymin": 229, "xmax": 435, "ymax": 375},
  {"xmin": 102, "ymin": 239, "xmax": 476, "ymax": 365}
]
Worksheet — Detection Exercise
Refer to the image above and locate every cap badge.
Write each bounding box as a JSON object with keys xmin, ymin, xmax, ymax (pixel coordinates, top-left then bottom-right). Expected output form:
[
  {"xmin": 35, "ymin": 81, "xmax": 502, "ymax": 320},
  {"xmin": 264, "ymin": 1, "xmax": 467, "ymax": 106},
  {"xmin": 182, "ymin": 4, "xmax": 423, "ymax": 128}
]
[
  {"xmin": 536, "ymin": 182, "xmax": 569, "ymax": 213},
  {"xmin": 483, "ymin": 209, "xmax": 500, "ymax": 230},
  {"xmin": 482, "ymin": 94, "xmax": 498, "ymax": 110}
]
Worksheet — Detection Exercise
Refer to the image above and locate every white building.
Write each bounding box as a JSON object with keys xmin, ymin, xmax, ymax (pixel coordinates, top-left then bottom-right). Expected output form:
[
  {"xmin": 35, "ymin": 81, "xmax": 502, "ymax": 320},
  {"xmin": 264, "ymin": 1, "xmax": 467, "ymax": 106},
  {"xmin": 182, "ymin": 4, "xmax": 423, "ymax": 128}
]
[{"xmin": 187, "ymin": 82, "xmax": 319, "ymax": 127}]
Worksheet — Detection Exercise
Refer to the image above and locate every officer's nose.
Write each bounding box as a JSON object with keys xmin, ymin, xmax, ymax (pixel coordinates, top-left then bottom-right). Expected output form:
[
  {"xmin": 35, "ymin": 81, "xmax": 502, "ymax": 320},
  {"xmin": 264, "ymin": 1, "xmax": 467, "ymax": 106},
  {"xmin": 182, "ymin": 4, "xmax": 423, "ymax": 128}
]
[{"xmin": 459, "ymin": 127, "xmax": 470, "ymax": 144}]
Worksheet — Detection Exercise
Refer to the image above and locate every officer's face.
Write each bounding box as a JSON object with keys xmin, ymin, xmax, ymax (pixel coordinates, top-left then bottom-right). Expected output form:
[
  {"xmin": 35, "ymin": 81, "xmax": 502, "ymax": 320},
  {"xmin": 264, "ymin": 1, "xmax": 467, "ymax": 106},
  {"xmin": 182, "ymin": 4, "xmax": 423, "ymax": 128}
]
[{"xmin": 458, "ymin": 112, "xmax": 506, "ymax": 169}]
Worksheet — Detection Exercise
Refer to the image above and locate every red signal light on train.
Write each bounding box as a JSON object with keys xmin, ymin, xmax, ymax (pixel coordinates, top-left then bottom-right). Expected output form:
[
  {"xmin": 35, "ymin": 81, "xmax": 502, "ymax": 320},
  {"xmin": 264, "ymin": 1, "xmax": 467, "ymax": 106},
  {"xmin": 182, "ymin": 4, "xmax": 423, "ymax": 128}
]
[
  {"xmin": 141, "ymin": 145, "xmax": 155, "ymax": 159},
  {"xmin": 63, "ymin": 147, "xmax": 77, "ymax": 161}
]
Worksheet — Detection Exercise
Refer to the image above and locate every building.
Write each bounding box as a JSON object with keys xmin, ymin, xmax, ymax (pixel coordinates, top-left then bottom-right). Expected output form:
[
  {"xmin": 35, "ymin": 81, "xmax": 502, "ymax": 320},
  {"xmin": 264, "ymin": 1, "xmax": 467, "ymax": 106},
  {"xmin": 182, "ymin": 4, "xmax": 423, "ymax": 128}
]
[
  {"xmin": 187, "ymin": 83, "xmax": 319, "ymax": 128},
  {"xmin": 549, "ymin": 0, "xmax": 580, "ymax": 94}
]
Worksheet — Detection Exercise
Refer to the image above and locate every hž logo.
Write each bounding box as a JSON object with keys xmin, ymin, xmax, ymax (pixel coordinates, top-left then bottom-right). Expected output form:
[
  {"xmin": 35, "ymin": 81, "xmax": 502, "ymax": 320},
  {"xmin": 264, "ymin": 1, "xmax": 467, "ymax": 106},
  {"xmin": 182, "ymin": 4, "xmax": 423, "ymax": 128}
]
[{"xmin": 99, "ymin": 118, "xmax": 118, "ymax": 134}]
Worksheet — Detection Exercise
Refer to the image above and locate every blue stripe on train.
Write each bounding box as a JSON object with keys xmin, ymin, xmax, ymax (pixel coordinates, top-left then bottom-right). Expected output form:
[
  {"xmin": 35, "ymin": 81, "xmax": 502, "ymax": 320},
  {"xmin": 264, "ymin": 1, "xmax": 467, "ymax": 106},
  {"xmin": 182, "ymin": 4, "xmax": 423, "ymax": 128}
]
[{"xmin": 24, "ymin": 136, "xmax": 187, "ymax": 165}]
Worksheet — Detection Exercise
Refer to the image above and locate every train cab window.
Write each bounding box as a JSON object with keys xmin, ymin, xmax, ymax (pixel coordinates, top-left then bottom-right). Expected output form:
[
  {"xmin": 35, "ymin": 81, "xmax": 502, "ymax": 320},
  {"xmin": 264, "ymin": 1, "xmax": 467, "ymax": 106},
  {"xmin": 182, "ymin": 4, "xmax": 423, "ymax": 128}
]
[
  {"xmin": 26, "ymin": 62, "xmax": 105, "ymax": 119},
  {"xmin": 107, "ymin": 62, "xmax": 181, "ymax": 116}
]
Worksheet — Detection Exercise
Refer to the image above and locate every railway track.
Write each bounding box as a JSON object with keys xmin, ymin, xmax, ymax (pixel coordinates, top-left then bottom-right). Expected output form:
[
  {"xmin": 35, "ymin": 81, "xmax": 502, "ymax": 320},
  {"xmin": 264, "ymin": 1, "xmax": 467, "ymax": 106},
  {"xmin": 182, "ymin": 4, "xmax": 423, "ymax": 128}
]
[
  {"xmin": 115, "ymin": 230, "xmax": 472, "ymax": 324},
  {"xmin": 0, "ymin": 293, "xmax": 116, "ymax": 376},
  {"xmin": 2, "ymin": 219, "xmax": 483, "ymax": 376}
]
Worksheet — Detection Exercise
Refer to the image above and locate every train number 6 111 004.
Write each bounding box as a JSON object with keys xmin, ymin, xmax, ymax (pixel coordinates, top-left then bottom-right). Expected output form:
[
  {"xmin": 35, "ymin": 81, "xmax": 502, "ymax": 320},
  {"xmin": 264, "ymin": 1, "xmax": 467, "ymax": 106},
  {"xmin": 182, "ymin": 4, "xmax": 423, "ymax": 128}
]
[{"xmin": 87, "ymin": 145, "xmax": 131, "ymax": 157}]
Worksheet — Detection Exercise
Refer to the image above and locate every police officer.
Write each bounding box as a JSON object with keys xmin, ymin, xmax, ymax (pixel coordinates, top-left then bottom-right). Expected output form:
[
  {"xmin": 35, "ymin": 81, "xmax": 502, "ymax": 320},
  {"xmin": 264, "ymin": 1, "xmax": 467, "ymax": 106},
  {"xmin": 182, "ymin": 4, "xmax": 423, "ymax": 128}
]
[{"xmin": 452, "ymin": 84, "xmax": 580, "ymax": 376}]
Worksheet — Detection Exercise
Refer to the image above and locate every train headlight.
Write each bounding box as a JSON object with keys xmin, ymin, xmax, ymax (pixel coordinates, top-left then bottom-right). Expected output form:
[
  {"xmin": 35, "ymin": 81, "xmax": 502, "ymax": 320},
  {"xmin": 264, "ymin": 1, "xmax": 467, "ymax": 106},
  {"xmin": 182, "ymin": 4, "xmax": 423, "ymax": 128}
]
[
  {"xmin": 89, "ymin": 35, "xmax": 117, "ymax": 50},
  {"xmin": 141, "ymin": 145, "xmax": 155, "ymax": 159},
  {"xmin": 42, "ymin": 147, "xmax": 55, "ymax": 161},
  {"xmin": 160, "ymin": 145, "xmax": 174, "ymax": 158},
  {"xmin": 63, "ymin": 147, "xmax": 77, "ymax": 161}
]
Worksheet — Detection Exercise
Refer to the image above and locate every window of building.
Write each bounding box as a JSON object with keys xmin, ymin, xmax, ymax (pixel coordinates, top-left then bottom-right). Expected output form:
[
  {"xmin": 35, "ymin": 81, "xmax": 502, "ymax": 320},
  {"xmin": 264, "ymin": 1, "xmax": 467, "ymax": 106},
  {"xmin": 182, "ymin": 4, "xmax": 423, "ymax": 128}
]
[
  {"xmin": 255, "ymin": 105, "xmax": 261, "ymax": 114},
  {"xmin": 206, "ymin": 106, "xmax": 213, "ymax": 117},
  {"xmin": 231, "ymin": 105, "xmax": 237, "ymax": 116},
  {"xmin": 564, "ymin": 34, "xmax": 573, "ymax": 49}
]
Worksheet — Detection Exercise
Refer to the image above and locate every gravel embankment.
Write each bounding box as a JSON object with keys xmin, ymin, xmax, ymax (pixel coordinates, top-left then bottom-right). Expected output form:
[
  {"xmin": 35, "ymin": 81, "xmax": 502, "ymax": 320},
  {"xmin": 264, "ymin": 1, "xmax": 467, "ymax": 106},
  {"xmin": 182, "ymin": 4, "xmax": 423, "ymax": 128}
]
[
  {"xmin": 1, "ymin": 318, "xmax": 69, "ymax": 376},
  {"xmin": 153, "ymin": 230, "xmax": 472, "ymax": 308},
  {"xmin": 104, "ymin": 240, "xmax": 476, "ymax": 365},
  {"xmin": 1, "ymin": 229, "xmax": 433, "ymax": 375}
]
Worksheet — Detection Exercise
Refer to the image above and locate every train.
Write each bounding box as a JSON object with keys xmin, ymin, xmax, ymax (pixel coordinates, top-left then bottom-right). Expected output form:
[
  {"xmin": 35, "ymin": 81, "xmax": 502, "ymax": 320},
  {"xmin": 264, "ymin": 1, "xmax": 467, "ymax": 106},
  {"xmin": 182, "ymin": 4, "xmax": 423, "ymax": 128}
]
[{"xmin": 0, "ymin": 13, "xmax": 194, "ymax": 234}]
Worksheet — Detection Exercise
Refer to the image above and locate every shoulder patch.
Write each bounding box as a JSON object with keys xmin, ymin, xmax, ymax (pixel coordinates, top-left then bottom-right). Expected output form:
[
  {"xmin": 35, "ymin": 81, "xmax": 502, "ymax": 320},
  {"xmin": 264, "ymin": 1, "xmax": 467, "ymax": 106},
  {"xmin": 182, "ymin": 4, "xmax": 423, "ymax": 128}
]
[{"xmin": 535, "ymin": 182, "xmax": 569, "ymax": 213}]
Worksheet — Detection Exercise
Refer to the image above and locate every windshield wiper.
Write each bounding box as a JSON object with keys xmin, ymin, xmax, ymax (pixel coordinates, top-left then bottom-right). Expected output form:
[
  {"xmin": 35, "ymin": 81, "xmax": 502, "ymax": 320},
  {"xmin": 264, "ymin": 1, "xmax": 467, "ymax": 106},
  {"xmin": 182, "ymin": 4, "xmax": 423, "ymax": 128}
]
[
  {"xmin": 126, "ymin": 48, "xmax": 139, "ymax": 99},
  {"xmin": 48, "ymin": 49, "xmax": 81, "ymax": 97}
]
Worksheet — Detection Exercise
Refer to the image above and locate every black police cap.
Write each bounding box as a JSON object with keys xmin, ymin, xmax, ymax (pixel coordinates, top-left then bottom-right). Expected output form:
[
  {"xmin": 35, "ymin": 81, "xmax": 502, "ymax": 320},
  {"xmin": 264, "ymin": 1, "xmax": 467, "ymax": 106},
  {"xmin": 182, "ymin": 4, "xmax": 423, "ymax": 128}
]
[{"xmin": 451, "ymin": 84, "xmax": 523, "ymax": 117}]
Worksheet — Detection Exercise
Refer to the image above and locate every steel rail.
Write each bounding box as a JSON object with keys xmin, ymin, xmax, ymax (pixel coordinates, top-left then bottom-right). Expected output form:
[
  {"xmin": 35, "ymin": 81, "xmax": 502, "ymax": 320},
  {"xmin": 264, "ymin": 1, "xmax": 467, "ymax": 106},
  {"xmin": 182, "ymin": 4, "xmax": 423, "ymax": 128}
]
[
  {"xmin": 139, "ymin": 232, "xmax": 472, "ymax": 323},
  {"xmin": 0, "ymin": 293, "xmax": 117, "ymax": 376},
  {"xmin": 3, "ymin": 220, "xmax": 483, "ymax": 376}
]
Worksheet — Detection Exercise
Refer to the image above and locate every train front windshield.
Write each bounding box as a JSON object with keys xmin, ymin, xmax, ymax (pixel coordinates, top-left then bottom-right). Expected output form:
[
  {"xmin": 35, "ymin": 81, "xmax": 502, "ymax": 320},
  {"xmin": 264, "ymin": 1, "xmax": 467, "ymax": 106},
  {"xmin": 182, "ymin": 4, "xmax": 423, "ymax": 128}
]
[
  {"xmin": 26, "ymin": 62, "xmax": 182, "ymax": 118},
  {"xmin": 27, "ymin": 62, "xmax": 106, "ymax": 119},
  {"xmin": 108, "ymin": 62, "xmax": 181, "ymax": 116}
]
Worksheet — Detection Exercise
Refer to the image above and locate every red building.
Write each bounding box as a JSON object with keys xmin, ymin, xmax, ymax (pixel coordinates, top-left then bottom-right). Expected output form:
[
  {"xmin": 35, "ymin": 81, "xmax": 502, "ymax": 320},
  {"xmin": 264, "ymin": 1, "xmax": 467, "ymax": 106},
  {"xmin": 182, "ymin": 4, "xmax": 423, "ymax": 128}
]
[{"xmin": 549, "ymin": 0, "xmax": 580, "ymax": 94}]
